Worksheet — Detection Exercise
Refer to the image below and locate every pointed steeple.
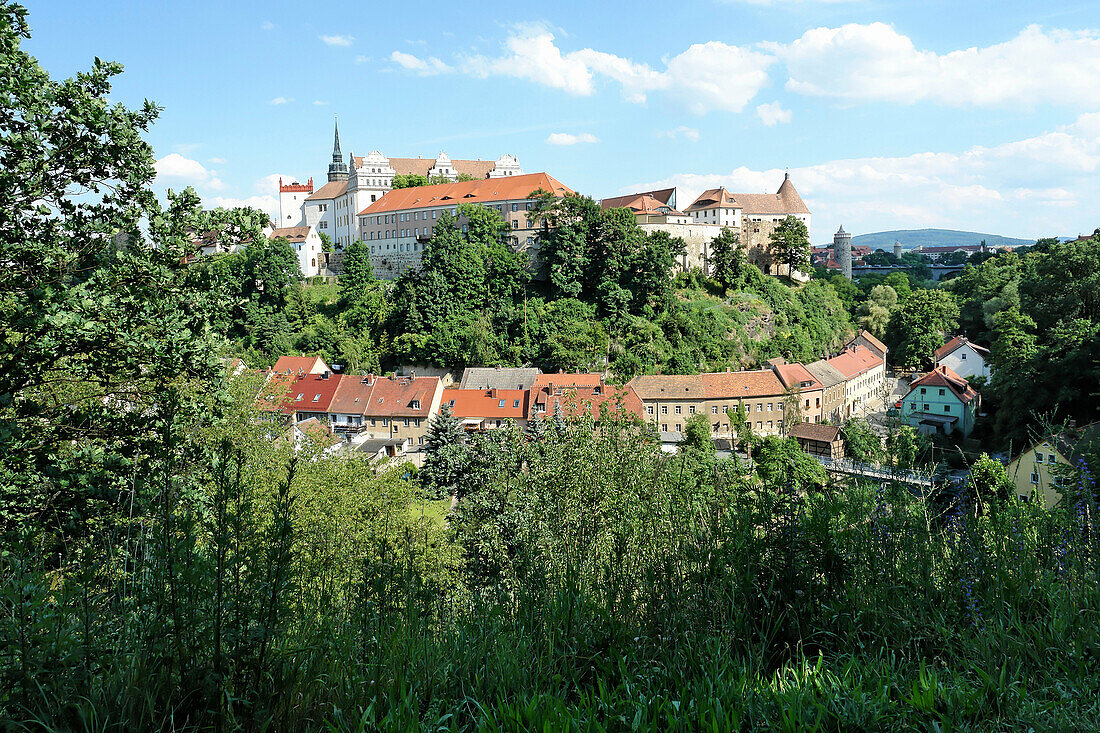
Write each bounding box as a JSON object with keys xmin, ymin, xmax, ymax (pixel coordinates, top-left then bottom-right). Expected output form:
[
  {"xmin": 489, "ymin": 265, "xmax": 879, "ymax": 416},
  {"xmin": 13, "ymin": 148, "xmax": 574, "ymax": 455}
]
[{"xmin": 327, "ymin": 117, "xmax": 348, "ymax": 182}]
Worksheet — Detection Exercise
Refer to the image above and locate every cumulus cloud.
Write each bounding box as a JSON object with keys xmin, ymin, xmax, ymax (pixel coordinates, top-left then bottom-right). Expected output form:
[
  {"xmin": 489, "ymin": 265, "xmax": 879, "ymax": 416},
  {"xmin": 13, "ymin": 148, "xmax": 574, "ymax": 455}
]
[
  {"xmin": 269, "ymin": 96, "xmax": 292, "ymax": 105},
  {"xmin": 771, "ymin": 23, "xmax": 1100, "ymax": 108},
  {"xmin": 320, "ymin": 34, "xmax": 354, "ymax": 47},
  {"xmin": 658, "ymin": 126, "xmax": 701, "ymax": 142},
  {"xmin": 397, "ymin": 24, "xmax": 774, "ymax": 114},
  {"xmin": 313, "ymin": 100, "xmax": 328, "ymax": 106},
  {"xmin": 391, "ymin": 50, "xmax": 453, "ymax": 75},
  {"xmin": 546, "ymin": 132, "xmax": 599, "ymax": 145},
  {"xmin": 756, "ymin": 101, "xmax": 792, "ymax": 125},
  {"xmin": 208, "ymin": 157, "xmax": 226, "ymax": 164},
  {"xmin": 260, "ymin": 21, "xmax": 274, "ymax": 31},
  {"xmin": 627, "ymin": 112, "xmax": 1100, "ymax": 239},
  {"xmin": 155, "ymin": 153, "xmax": 211, "ymax": 183}
]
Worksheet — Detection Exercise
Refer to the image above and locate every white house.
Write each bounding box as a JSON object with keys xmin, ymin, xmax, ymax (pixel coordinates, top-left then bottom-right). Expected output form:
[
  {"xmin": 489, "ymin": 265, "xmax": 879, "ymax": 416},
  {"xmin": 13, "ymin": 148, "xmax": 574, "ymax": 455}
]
[
  {"xmin": 269, "ymin": 225, "xmax": 324, "ymax": 278},
  {"xmin": 934, "ymin": 336, "xmax": 991, "ymax": 380}
]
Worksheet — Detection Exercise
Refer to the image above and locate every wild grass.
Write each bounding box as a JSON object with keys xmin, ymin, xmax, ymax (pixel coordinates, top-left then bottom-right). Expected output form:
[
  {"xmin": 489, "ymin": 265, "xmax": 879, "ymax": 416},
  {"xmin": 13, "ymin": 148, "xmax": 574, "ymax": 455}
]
[{"xmin": 3, "ymin": 415, "xmax": 1099, "ymax": 731}]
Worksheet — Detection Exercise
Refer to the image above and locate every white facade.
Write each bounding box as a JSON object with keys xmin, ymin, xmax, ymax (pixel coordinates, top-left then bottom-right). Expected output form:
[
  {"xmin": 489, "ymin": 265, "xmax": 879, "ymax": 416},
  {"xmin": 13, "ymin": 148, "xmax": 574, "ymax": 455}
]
[
  {"xmin": 937, "ymin": 342, "xmax": 991, "ymax": 380},
  {"xmin": 278, "ymin": 178, "xmax": 312, "ymax": 227},
  {"xmin": 689, "ymin": 205, "xmax": 742, "ymax": 229}
]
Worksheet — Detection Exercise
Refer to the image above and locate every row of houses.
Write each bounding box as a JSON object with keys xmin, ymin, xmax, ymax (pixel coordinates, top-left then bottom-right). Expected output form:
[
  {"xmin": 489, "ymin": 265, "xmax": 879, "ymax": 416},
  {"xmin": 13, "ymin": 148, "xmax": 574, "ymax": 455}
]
[{"xmin": 254, "ymin": 331, "xmax": 888, "ymax": 463}]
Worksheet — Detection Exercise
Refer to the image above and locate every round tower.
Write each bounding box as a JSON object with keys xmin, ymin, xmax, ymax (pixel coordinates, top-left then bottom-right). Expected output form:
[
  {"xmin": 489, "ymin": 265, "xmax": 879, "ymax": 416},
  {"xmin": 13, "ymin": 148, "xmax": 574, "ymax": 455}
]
[
  {"xmin": 834, "ymin": 225, "xmax": 852, "ymax": 280},
  {"xmin": 893, "ymin": 239, "xmax": 902, "ymax": 258}
]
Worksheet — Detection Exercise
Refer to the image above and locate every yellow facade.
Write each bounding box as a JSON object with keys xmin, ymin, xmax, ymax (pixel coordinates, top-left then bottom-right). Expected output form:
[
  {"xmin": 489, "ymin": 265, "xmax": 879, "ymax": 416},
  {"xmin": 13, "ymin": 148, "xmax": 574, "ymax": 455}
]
[{"xmin": 1006, "ymin": 441, "xmax": 1070, "ymax": 508}]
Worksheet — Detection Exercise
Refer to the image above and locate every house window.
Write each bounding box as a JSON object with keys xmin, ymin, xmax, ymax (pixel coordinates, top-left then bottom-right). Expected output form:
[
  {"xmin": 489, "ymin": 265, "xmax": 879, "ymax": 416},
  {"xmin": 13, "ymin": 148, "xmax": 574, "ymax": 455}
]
[
  {"xmin": 1049, "ymin": 454, "xmax": 1057, "ymax": 463},
  {"xmin": 404, "ymin": 418, "xmax": 410, "ymax": 427},
  {"xmin": 498, "ymin": 399, "xmax": 505, "ymax": 408},
  {"xmin": 675, "ymin": 406, "xmax": 682, "ymax": 414},
  {"xmin": 711, "ymin": 406, "xmax": 718, "ymax": 414},
  {"xmin": 647, "ymin": 405, "xmax": 654, "ymax": 415},
  {"xmin": 961, "ymin": 353, "xmax": 967, "ymax": 360},
  {"xmin": 382, "ymin": 419, "xmax": 388, "ymax": 426},
  {"xmin": 938, "ymin": 389, "xmax": 945, "ymax": 396},
  {"xmin": 295, "ymin": 393, "xmax": 304, "ymax": 401},
  {"xmin": 512, "ymin": 220, "xmax": 519, "ymax": 229},
  {"xmin": 661, "ymin": 423, "xmax": 668, "ymax": 432},
  {"xmin": 448, "ymin": 399, "xmax": 455, "ymax": 407},
  {"xmin": 661, "ymin": 405, "xmax": 668, "ymax": 414},
  {"xmin": 689, "ymin": 406, "xmax": 696, "ymax": 414},
  {"xmin": 675, "ymin": 424, "xmax": 682, "ymax": 432},
  {"xmin": 944, "ymin": 404, "xmax": 951, "ymax": 413},
  {"xmin": 756, "ymin": 421, "xmax": 762, "ymax": 430},
  {"xmin": 1035, "ymin": 453, "xmax": 1044, "ymax": 464},
  {"xmin": 1031, "ymin": 472, "xmax": 1040, "ymax": 484},
  {"xmin": 920, "ymin": 388, "xmax": 926, "ymax": 395},
  {"xmin": 923, "ymin": 404, "xmax": 930, "ymax": 411},
  {"xmin": 757, "ymin": 403, "xmax": 762, "ymax": 412},
  {"xmin": 767, "ymin": 421, "xmax": 773, "ymax": 429}
]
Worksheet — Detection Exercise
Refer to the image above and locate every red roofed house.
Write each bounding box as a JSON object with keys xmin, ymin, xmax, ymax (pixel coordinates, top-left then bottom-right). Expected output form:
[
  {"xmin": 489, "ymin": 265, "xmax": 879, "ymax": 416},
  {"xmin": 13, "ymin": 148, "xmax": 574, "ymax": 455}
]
[
  {"xmin": 278, "ymin": 372, "xmax": 343, "ymax": 423},
  {"xmin": 826, "ymin": 342, "xmax": 886, "ymax": 418},
  {"xmin": 900, "ymin": 364, "xmax": 980, "ymax": 437},
  {"xmin": 271, "ymin": 356, "xmax": 332, "ymax": 377},
  {"xmin": 442, "ymin": 388, "xmax": 529, "ymax": 432},
  {"xmin": 528, "ymin": 375, "xmax": 645, "ymax": 424},
  {"xmin": 356, "ymin": 171, "xmax": 575, "ymax": 279},
  {"xmin": 934, "ymin": 335, "xmax": 990, "ymax": 380},
  {"xmin": 769, "ymin": 360, "xmax": 825, "ymax": 425}
]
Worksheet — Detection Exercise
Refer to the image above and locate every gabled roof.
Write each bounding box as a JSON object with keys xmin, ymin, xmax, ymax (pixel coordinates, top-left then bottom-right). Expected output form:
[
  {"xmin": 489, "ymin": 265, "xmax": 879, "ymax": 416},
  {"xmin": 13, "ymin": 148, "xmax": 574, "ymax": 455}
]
[
  {"xmin": 600, "ymin": 187, "xmax": 677, "ymax": 210},
  {"xmin": 773, "ymin": 362, "xmax": 824, "ymax": 392},
  {"xmin": 271, "ymin": 356, "xmax": 331, "ymax": 376},
  {"xmin": 788, "ymin": 422, "xmax": 842, "ymax": 443},
  {"xmin": 1053, "ymin": 422, "xmax": 1100, "ymax": 467},
  {"xmin": 849, "ymin": 330, "xmax": 888, "ymax": 359},
  {"xmin": 279, "ymin": 373, "xmax": 343, "ymax": 415},
  {"xmin": 628, "ymin": 374, "xmax": 707, "ymax": 400},
  {"xmin": 934, "ymin": 335, "xmax": 990, "ymax": 362},
  {"xmin": 700, "ymin": 370, "xmax": 786, "ymax": 399},
  {"xmin": 805, "ymin": 360, "xmax": 847, "ymax": 389},
  {"xmin": 906, "ymin": 365, "xmax": 978, "ymax": 405},
  {"xmin": 306, "ymin": 180, "xmax": 348, "ymax": 201},
  {"xmin": 685, "ymin": 187, "xmax": 738, "ymax": 212},
  {"xmin": 357, "ymin": 173, "xmax": 574, "ymax": 216},
  {"xmin": 826, "ymin": 345, "xmax": 883, "ymax": 380},
  {"xmin": 460, "ymin": 367, "xmax": 541, "ymax": 391},
  {"xmin": 601, "ymin": 193, "xmax": 684, "ymax": 217},
  {"xmin": 364, "ymin": 375, "xmax": 438, "ymax": 417},
  {"xmin": 442, "ymin": 388, "xmax": 528, "ymax": 420},
  {"xmin": 529, "ymin": 384, "xmax": 645, "ymax": 422},
  {"xmin": 269, "ymin": 226, "xmax": 311, "ymax": 243},
  {"xmin": 532, "ymin": 372, "xmax": 605, "ymax": 390},
  {"xmin": 329, "ymin": 376, "xmax": 375, "ymax": 415}
]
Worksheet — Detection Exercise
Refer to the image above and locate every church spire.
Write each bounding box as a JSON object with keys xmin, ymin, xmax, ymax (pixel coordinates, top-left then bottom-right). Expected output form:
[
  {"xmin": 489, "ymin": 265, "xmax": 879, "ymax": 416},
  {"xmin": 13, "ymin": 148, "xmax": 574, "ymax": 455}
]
[{"xmin": 327, "ymin": 117, "xmax": 348, "ymax": 182}]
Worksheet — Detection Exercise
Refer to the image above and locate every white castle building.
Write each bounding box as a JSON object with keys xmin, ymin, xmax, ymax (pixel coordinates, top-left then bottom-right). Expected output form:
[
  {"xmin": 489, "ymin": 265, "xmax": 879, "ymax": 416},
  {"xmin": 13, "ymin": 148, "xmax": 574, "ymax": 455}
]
[{"xmin": 277, "ymin": 121, "xmax": 524, "ymax": 250}]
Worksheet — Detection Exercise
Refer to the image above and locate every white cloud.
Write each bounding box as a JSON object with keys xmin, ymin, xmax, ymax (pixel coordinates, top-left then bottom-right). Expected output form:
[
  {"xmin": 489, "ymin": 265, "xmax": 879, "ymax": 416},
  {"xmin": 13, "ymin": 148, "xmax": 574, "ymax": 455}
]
[
  {"xmin": 391, "ymin": 50, "xmax": 453, "ymax": 75},
  {"xmin": 355, "ymin": 55, "xmax": 371, "ymax": 64},
  {"xmin": 658, "ymin": 126, "xmax": 700, "ymax": 142},
  {"xmin": 772, "ymin": 23, "xmax": 1100, "ymax": 108},
  {"xmin": 269, "ymin": 96, "xmax": 292, "ymax": 105},
  {"xmin": 257, "ymin": 173, "xmax": 297, "ymax": 195},
  {"xmin": 398, "ymin": 24, "xmax": 774, "ymax": 114},
  {"xmin": 211, "ymin": 195, "xmax": 279, "ymax": 219},
  {"xmin": 546, "ymin": 132, "xmax": 600, "ymax": 145},
  {"xmin": 756, "ymin": 101, "xmax": 792, "ymax": 125},
  {"xmin": 313, "ymin": 100, "xmax": 328, "ymax": 106},
  {"xmin": 208, "ymin": 157, "xmax": 226, "ymax": 164},
  {"xmin": 154, "ymin": 153, "xmax": 211, "ymax": 183},
  {"xmin": 320, "ymin": 34, "xmax": 354, "ymax": 47},
  {"xmin": 626, "ymin": 112, "xmax": 1100, "ymax": 240},
  {"xmin": 260, "ymin": 21, "xmax": 274, "ymax": 31}
]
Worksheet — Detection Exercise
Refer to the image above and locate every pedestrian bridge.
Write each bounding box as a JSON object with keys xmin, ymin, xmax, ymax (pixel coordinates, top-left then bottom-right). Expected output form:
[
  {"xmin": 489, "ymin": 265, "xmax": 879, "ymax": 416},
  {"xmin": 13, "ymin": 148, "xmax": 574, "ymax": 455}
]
[{"xmin": 815, "ymin": 455, "xmax": 934, "ymax": 489}]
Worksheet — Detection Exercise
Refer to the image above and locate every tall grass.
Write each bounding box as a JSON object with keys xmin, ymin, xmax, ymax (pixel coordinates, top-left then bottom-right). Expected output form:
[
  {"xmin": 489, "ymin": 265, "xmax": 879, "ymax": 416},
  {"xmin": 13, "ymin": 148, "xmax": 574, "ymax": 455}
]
[{"xmin": 3, "ymin": 412, "xmax": 1099, "ymax": 730}]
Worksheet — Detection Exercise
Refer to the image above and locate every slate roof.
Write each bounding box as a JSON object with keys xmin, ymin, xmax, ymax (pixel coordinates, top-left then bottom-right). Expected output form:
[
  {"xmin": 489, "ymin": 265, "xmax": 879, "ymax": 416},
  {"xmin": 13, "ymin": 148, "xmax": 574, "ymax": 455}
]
[
  {"xmin": 460, "ymin": 367, "xmax": 541, "ymax": 391},
  {"xmin": 805, "ymin": 361, "xmax": 847, "ymax": 389}
]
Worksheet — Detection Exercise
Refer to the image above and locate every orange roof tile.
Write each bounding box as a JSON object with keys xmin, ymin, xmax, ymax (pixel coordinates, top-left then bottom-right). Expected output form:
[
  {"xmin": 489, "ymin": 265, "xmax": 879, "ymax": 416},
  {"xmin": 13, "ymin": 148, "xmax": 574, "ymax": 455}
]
[
  {"xmin": 628, "ymin": 374, "xmax": 707, "ymax": 400},
  {"xmin": 357, "ymin": 172, "xmax": 574, "ymax": 216},
  {"xmin": 908, "ymin": 364, "xmax": 978, "ymax": 405},
  {"xmin": 441, "ymin": 388, "xmax": 528, "ymax": 420},
  {"xmin": 271, "ymin": 356, "xmax": 331, "ymax": 376},
  {"xmin": 269, "ymin": 226, "xmax": 310, "ymax": 243},
  {"xmin": 700, "ymin": 370, "xmax": 786, "ymax": 399},
  {"xmin": 530, "ymin": 384, "xmax": 645, "ymax": 422},
  {"xmin": 532, "ymin": 372, "xmax": 605, "ymax": 391},
  {"xmin": 826, "ymin": 346, "xmax": 882, "ymax": 380},
  {"xmin": 276, "ymin": 373, "xmax": 343, "ymax": 415},
  {"xmin": 934, "ymin": 335, "xmax": 990, "ymax": 362}
]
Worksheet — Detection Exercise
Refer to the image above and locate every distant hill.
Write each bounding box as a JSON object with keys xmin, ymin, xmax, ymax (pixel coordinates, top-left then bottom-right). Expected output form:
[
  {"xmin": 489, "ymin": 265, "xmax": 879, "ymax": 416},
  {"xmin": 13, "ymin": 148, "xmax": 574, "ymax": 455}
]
[{"xmin": 844, "ymin": 229, "xmax": 1036, "ymax": 250}]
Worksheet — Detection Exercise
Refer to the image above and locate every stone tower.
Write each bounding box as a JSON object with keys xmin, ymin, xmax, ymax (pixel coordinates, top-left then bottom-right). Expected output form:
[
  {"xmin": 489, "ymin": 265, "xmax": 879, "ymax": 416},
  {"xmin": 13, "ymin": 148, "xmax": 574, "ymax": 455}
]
[
  {"xmin": 278, "ymin": 177, "xmax": 312, "ymax": 227},
  {"xmin": 327, "ymin": 118, "xmax": 348, "ymax": 183},
  {"xmin": 893, "ymin": 239, "xmax": 902, "ymax": 258},
  {"xmin": 834, "ymin": 225, "xmax": 852, "ymax": 280}
]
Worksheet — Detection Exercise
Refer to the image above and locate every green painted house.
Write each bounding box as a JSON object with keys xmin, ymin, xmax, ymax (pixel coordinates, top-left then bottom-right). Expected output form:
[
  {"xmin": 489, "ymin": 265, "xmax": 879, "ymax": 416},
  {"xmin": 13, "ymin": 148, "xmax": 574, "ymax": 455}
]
[{"xmin": 900, "ymin": 364, "xmax": 980, "ymax": 437}]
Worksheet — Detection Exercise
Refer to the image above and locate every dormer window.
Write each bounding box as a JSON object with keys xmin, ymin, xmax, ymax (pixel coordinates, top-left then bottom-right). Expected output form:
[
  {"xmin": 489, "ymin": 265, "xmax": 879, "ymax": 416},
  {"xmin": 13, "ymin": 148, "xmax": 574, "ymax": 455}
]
[
  {"xmin": 449, "ymin": 399, "xmax": 455, "ymax": 407},
  {"xmin": 513, "ymin": 399, "xmax": 520, "ymax": 408},
  {"xmin": 295, "ymin": 393, "xmax": 304, "ymax": 401},
  {"xmin": 411, "ymin": 400, "xmax": 421, "ymax": 409},
  {"xmin": 498, "ymin": 399, "xmax": 505, "ymax": 408},
  {"xmin": 312, "ymin": 394, "xmax": 321, "ymax": 402}
]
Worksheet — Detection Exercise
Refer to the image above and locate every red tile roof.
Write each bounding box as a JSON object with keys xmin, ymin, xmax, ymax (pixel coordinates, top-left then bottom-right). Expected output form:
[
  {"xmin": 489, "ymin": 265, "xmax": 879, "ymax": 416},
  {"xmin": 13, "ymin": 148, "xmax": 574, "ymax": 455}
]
[
  {"xmin": 269, "ymin": 226, "xmax": 311, "ymax": 243},
  {"xmin": 271, "ymin": 356, "xmax": 331, "ymax": 376},
  {"xmin": 353, "ymin": 155, "xmax": 498, "ymax": 180},
  {"xmin": 908, "ymin": 365, "xmax": 978, "ymax": 405},
  {"xmin": 330, "ymin": 375, "xmax": 440, "ymax": 417},
  {"xmin": 628, "ymin": 374, "xmax": 707, "ymax": 400},
  {"xmin": 934, "ymin": 335, "xmax": 990, "ymax": 362},
  {"xmin": 357, "ymin": 172, "xmax": 574, "ymax": 216},
  {"xmin": 826, "ymin": 345, "xmax": 883, "ymax": 380},
  {"xmin": 700, "ymin": 370, "xmax": 786, "ymax": 399},
  {"xmin": 773, "ymin": 363, "xmax": 823, "ymax": 392},
  {"xmin": 442, "ymin": 388, "xmax": 528, "ymax": 420},
  {"xmin": 529, "ymin": 384, "xmax": 645, "ymax": 422},
  {"xmin": 686, "ymin": 177, "xmax": 810, "ymax": 216},
  {"xmin": 601, "ymin": 193, "xmax": 684, "ymax": 217},
  {"xmin": 277, "ymin": 373, "xmax": 343, "ymax": 415}
]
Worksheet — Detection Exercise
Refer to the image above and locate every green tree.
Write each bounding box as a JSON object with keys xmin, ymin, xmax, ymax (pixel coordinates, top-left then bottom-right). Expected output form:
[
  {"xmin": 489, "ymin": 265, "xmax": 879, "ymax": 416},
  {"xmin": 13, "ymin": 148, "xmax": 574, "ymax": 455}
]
[
  {"xmin": 769, "ymin": 215, "xmax": 811, "ymax": 278},
  {"xmin": 682, "ymin": 413, "xmax": 715, "ymax": 456},
  {"xmin": 969, "ymin": 452, "xmax": 1012, "ymax": 512},
  {"xmin": 709, "ymin": 227, "xmax": 744, "ymax": 290},
  {"xmin": 419, "ymin": 405, "xmax": 469, "ymax": 499},
  {"xmin": 888, "ymin": 289, "xmax": 959, "ymax": 368},
  {"xmin": 843, "ymin": 417, "xmax": 882, "ymax": 462},
  {"xmin": 859, "ymin": 284, "xmax": 898, "ymax": 338},
  {"xmin": 755, "ymin": 436, "xmax": 827, "ymax": 492},
  {"xmin": 318, "ymin": 231, "xmax": 333, "ymax": 252},
  {"xmin": 338, "ymin": 240, "xmax": 385, "ymax": 335},
  {"xmin": 781, "ymin": 386, "xmax": 804, "ymax": 436}
]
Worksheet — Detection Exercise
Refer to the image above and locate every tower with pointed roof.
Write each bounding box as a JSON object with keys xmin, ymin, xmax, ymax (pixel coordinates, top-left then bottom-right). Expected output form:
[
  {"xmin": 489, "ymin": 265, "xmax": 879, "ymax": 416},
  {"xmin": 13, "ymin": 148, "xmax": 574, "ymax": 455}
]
[
  {"xmin": 834, "ymin": 225, "xmax": 852, "ymax": 280},
  {"xmin": 327, "ymin": 118, "xmax": 348, "ymax": 183}
]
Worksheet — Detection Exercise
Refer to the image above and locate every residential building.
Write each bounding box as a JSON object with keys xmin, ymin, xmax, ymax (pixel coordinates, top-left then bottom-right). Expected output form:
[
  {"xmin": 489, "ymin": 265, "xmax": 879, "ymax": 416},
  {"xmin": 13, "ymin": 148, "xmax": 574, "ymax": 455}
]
[
  {"xmin": 899, "ymin": 365, "xmax": 979, "ymax": 437},
  {"xmin": 527, "ymin": 375, "xmax": 645, "ymax": 423},
  {"xmin": 805, "ymin": 360, "xmax": 847, "ymax": 423},
  {"xmin": 628, "ymin": 369, "xmax": 788, "ymax": 438},
  {"xmin": 328, "ymin": 373, "xmax": 444, "ymax": 464},
  {"xmin": 770, "ymin": 360, "xmax": 825, "ymax": 425},
  {"xmin": 271, "ymin": 355, "xmax": 332, "ymax": 377},
  {"xmin": 356, "ymin": 172, "xmax": 574, "ymax": 279},
  {"xmin": 601, "ymin": 190, "xmax": 724, "ymax": 275},
  {"xmin": 827, "ymin": 343, "xmax": 887, "ymax": 418},
  {"xmin": 276, "ymin": 372, "xmax": 343, "ymax": 423},
  {"xmin": 460, "ymin": 366, "xmax": 542, "ymax": 391},
  {"xmin": 285, "ymin": 121, "xmax": 525, "ymax": 250},
  {"xmin": 1006, "ymin": 422, "xmax": 1100, "ymax": 508},
  {"xmin": 684, "ymin": 173, "xmax": 811, "ymax": 275},
  {"xmin": 848, "ymin": 330, "xmax": 888, "ymax": 363},
  {"xmin": 269, "ymin": 225, "xmax": 323, "ymax": 278},
  {"xmin": 788, "ymin": 423, "xmax": 846, "ymax": 460},
  {"xmin": 934, "ymin": 335, "xmax": 991, "ymax": 380},
  {"xmin": 442, "ymin": 388, "xmax": 529, "ymax": 432}
]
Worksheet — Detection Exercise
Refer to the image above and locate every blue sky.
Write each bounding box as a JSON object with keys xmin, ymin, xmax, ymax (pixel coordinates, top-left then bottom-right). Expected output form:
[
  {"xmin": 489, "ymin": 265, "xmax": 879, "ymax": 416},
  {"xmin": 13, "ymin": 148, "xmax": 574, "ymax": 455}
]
[{"xmin": 22, "ymin": 0, "xmax": 1100, "ymax": 242}]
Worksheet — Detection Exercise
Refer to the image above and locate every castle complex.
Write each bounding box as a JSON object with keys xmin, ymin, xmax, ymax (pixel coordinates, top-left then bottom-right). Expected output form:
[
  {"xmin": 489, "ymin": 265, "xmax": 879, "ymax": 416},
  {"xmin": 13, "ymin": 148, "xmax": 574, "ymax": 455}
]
[{"xmin": 278, "ymin": 121, "xmax": 524, "ymax": 251}]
